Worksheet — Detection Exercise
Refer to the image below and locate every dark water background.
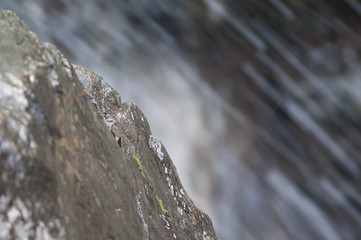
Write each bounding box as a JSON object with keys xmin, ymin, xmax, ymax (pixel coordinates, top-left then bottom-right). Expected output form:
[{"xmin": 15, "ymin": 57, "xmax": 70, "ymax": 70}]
[{"xmin": 2, "ymin": 1, "xmax": 361, "ymax": 239}]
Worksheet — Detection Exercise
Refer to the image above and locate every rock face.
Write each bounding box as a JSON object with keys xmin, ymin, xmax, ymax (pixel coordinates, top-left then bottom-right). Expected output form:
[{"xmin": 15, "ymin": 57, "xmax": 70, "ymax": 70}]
[{"xmin": 0, "ymin": 10, "xmax": 217, "ymax": 240}]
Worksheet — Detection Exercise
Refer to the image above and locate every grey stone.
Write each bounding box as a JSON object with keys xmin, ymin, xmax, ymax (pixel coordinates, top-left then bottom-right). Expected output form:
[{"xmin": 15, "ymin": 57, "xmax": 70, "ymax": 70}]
[{"xmin": 0, "ymin": 9, "xmax": 218, "ymax": 240}]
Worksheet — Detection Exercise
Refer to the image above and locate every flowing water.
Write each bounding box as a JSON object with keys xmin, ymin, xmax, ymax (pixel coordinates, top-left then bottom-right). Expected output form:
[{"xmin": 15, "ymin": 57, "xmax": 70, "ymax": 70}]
[{"xmin": 2, "ymin": 1, "xmax": 361, "ymax": 239}]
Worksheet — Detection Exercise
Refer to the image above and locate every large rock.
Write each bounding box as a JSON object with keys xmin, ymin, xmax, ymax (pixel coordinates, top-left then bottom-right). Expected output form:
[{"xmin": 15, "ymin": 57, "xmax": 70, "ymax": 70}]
[{"xmin": 0, "ymin": 10, "xmax": 217, "ymax": 240}]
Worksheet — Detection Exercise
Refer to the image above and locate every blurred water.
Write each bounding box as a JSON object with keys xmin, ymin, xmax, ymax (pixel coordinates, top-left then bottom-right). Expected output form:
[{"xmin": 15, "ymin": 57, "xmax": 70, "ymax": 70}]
[{"xmin": 2, "ymin": 1, "xmax": 361, "ymax": 239}]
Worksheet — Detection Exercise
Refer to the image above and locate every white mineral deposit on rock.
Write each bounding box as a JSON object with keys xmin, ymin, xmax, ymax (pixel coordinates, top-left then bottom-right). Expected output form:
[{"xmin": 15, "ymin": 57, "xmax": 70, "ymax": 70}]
[
  {"xmin": 136, "ymin": 196, "xmax": 149, "ymax": 240},
  {"xmin": 0, "ymin": 73, "xmax": 29, "ymax": 110},
  {"xmin": 48, "ymin": 68, "xmax": 60, "ymax": 89},
  {"xmin": 148, "ymin": 135, "xmax": 164, "ymax": 161}
]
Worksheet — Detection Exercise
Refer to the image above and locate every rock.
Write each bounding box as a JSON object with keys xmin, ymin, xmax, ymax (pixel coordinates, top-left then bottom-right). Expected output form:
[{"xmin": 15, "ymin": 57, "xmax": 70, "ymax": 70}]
[{"xmin": 0, "ymin": 9, "xmax": 218, "ymax": 240}]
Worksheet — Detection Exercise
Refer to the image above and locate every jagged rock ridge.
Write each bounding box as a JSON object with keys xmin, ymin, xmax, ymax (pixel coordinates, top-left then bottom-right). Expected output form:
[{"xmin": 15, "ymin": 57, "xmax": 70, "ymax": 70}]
[{"xmin": 0, "ymin": 9, "xmax": 217, "ymax": 240}]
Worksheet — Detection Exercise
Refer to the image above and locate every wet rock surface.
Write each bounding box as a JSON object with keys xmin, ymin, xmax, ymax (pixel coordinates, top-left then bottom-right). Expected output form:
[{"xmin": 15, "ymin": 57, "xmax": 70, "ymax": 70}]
[{"xmin": 0, "ymin": 10, "xmax": 217, "ymax": 240}]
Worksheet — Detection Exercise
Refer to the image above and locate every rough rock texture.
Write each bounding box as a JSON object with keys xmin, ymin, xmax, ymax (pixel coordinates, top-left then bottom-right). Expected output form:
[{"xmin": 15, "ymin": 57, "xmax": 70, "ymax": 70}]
[{"xmin": 0, "ymin": 9, "xmax": 217, "ymax": 240}]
